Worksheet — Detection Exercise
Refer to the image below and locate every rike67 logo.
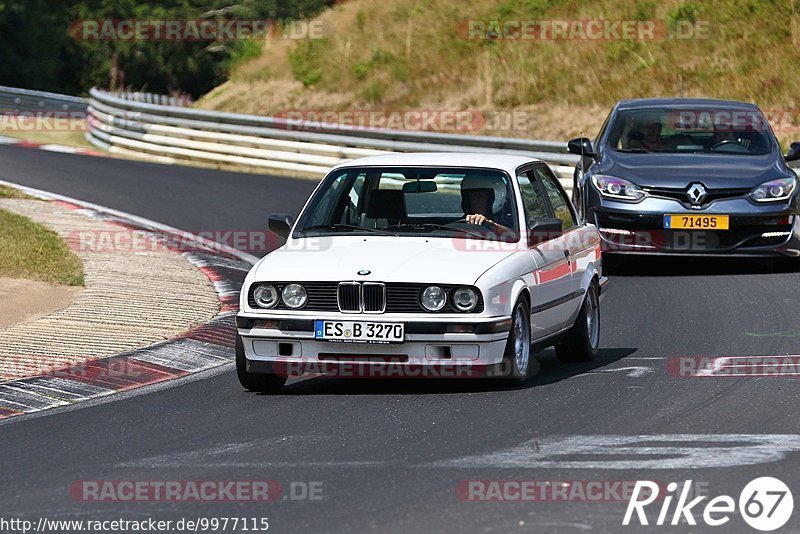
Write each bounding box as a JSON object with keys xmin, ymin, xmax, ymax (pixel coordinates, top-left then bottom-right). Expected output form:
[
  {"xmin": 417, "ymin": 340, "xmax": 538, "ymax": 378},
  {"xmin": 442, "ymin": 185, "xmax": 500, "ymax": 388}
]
[{"xmin": 623, "ymin": 477, "xmax": 793, "ymax": 531}]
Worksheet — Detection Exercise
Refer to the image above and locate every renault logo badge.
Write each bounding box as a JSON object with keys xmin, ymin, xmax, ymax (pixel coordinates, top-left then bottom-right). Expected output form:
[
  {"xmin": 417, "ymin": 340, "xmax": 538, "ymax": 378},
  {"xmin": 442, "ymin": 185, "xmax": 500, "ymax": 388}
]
[{"xmin": 687, "ymin": 183, "xmax": 707, "ymax": 205}]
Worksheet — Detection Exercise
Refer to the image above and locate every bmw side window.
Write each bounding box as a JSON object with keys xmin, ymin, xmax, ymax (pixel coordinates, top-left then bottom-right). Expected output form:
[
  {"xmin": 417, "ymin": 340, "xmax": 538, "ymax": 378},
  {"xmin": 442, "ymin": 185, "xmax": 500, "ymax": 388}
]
[
  {"xmin": 516, "ymin": 170, "xmax": 549, "ymax": 228},
  {"xmin": 535, "ymin": 167, "xmax": 577, "ymax": 231}
]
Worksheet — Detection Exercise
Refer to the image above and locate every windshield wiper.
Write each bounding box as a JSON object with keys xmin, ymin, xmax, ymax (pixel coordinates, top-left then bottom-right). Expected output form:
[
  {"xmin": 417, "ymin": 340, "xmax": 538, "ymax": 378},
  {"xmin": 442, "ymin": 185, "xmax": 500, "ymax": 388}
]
[
  {"xmin": 299, "ymin": 224, "xmax": 398, "ymax": 236},
  {"xmin": 614, "ymin": 148, "xmax": 650, "ymax": 153},
  {"xmin": 390, "ymin": 222, "xmax": 487, "ymax": 239}
]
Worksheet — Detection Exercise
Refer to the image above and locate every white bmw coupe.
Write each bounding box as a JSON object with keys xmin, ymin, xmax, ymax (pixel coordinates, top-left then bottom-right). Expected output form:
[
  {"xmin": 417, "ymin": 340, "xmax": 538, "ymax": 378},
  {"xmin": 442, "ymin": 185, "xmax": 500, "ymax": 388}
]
[{"xmin": 235, "ymin": 153, "xmax": 607, "ymax": 392}]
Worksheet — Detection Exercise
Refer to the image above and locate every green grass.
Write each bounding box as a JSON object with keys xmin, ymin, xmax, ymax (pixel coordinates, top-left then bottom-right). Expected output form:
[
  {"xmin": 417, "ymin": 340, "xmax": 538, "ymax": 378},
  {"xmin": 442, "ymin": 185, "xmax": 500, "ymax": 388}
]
[
  {"xmin": 0, "ymin": 208, "xmax": 84, "ymax": 286},
  {"xmin": 198, "ymin": 0, "xmax": 800, "ymax": 144},
  {"xmin": 288, "ymin": 38, "xmax": 328, "ymax": 86},
  {"xmin": 0, "ymin": 185, "xmax": 36, "ymax": 200},
  {"xmin": 0, "ymin": 120, "xmax": 92, "ymax": 150}
]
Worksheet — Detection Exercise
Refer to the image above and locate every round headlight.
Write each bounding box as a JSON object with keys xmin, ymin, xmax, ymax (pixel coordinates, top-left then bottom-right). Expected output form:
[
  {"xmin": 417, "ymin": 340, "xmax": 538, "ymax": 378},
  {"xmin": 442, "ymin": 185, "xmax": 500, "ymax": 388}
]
[
  {"xmin": 421, "ymin": 286, "xmax": 447, "ymax": 312},
  {"xmin": 452, "ymin": 287, "xmax": 478, "ymax": 312},
  {"xmin": 281, "ymin": 283, "xmax": 308, "ymax": 309},
  {"xmin": 253, "ymin": 284, "xmax": 279, "ymax": 308}
]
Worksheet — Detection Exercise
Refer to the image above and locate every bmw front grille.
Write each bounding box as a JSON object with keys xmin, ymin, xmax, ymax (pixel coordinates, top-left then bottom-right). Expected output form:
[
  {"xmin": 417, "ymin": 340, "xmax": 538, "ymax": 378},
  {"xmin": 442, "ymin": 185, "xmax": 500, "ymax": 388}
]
[{"xmin": 337, "ymin": 282, "xmax": 386, "ymax": 313}]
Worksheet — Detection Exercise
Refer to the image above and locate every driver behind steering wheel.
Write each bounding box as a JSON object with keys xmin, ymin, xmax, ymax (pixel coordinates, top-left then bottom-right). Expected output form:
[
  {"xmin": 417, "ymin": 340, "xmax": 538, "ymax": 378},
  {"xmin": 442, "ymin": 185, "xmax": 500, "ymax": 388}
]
[
  {"xmin": 712, "ymin": 123, "xmax": 750, "ymax": 150},
  {"xmin": 460, "ymin": 175, "xmax": 514, "ymax": 236}
]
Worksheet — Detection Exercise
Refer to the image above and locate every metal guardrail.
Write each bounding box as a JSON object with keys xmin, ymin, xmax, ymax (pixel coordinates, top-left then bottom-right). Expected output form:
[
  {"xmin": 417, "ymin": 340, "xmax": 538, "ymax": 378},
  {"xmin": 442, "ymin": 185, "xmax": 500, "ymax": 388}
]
[
  {"xmin": 0, "ymin": 86, "xmax": 577, "ymax": 185},
  {"xmin": 112, "ymin": 91, "xmax": 193, "ymax": 107},
  {"xmin": 0, "ymin": 85, "xmax": 88, "ymax": 113},
  {"xmin": 85, "ymin": 88, "xmax": 577, "ymax": 185}
]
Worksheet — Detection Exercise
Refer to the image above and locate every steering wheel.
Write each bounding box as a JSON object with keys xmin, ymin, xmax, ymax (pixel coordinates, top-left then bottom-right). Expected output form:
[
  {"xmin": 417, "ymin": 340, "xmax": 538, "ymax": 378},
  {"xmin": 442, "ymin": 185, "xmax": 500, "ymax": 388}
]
[{"xmin": 711, "ymin": 139, "xmax": 743, "ymax": 150}]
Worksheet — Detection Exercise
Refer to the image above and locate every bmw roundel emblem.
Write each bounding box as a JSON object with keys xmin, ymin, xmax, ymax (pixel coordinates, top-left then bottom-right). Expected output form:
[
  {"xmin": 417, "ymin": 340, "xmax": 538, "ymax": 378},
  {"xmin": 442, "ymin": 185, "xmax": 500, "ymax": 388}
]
[{"xmin": 357, "ymin": 269, "xmax": 371, "ymax": 276}]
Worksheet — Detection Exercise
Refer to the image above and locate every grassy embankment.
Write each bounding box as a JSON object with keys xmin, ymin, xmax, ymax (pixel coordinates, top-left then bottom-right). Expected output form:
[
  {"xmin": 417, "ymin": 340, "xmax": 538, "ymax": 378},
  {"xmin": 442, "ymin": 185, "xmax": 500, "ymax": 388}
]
[
  {"xmin": 0, "ymin": 185, "xmax": 84, "ymax": 286},
  {"xmin": 198, "ymin": 0, "xmax": 800, "ymax": 146}
]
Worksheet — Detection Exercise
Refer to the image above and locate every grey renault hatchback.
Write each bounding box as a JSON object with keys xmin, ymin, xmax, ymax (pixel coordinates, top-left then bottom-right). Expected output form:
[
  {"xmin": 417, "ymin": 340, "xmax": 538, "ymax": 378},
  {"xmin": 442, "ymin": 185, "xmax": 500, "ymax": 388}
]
[{"xmin": 568, "ymin": 98, "xmax": 800, "ymax": 258}]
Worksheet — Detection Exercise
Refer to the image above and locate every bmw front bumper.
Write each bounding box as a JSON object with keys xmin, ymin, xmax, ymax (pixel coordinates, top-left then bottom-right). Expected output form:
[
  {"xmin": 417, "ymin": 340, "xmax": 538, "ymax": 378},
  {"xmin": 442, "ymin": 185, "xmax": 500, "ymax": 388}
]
[{"xmin": 236, "ymin": 315, "xmax": 513, "ymax": 378}]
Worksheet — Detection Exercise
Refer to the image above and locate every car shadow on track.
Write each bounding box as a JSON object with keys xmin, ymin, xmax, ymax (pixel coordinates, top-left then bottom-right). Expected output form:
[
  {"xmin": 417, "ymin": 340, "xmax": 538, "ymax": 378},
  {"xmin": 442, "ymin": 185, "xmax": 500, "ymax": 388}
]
[
  {"xmin": 273, "ymin": 347, "xmax": 638, "ymax": 395},
  {"xmin": 605, "ymin": 256, "xmax": 800, "ymax": 277}
]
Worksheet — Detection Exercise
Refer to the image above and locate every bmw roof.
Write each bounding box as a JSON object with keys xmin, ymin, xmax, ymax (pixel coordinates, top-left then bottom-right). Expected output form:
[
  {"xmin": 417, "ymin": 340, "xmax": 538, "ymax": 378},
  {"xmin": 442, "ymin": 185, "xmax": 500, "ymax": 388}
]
[{"xmin": 332, "ymin": 152, "xmax": 543, "ymax": 173}]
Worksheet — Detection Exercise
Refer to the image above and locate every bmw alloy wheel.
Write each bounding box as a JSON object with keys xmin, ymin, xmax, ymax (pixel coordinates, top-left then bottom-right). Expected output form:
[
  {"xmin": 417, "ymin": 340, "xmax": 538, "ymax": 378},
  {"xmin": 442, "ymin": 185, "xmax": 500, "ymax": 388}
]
[{"xmin": 513, "ymin": 303, "xmax": 531, "ymax": 375}]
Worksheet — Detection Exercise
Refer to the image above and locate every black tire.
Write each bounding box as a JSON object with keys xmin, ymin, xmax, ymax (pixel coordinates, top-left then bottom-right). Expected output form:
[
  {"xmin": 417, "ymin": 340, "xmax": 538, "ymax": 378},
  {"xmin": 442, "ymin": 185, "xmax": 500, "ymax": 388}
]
[
  {"xmin": 497, "ymin": 297, "xmax": 539, "ymax": 385},
  {"xmin": 235, "ymin": 334, "xmax": 287, "ymax": 393},
  {"xmin": 555, "ymin": 282, "xmax": 600, "ymax": 363}
]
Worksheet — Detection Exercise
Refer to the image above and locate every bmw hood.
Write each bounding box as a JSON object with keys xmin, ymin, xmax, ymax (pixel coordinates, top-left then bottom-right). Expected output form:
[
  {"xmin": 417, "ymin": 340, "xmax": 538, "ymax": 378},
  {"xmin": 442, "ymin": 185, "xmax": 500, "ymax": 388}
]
[
  {"xmin": 250, "ymin": 236, "xmax": 518, "ymax": 285},
  {"xmin": 598, "ymin": 152, "xmax": 791, "ymax": 189}
]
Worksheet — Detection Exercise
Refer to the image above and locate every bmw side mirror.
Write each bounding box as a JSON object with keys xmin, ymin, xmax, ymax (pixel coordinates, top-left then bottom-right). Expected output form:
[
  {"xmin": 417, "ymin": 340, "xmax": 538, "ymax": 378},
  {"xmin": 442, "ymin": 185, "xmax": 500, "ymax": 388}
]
[
  {"xmin": 268, "ymin": 213, "xmax": 294, "ymax": 239},
  {"xmin": 528, "ymin": 217, "xmax": 563, "ymax": 245},
  {"xmin": 786, "ymin": 142, "xmax": 800, "ymax": 162},
  {"xmin": 567, "ymin": 137, "xmax": 597, "ymax": 159}
]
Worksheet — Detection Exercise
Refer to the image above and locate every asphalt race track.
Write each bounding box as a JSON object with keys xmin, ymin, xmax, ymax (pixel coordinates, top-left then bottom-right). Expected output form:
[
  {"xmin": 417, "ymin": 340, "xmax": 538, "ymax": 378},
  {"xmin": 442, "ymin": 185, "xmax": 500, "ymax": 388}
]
[{"xmin": 2, "ymin": 145, "xmax": 800, "ymax": 533}]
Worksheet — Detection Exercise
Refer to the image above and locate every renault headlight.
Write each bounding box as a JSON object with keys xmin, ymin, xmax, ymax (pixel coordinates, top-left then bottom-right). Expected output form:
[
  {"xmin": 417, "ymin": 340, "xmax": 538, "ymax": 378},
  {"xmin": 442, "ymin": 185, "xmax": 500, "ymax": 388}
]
[
  {"xmin": 749, "ymin": 177, "xmax": 797, "ymax": 203},
  {"xmin": 592, "ymin": 175, "xmax": 646, "ymax": 201}
]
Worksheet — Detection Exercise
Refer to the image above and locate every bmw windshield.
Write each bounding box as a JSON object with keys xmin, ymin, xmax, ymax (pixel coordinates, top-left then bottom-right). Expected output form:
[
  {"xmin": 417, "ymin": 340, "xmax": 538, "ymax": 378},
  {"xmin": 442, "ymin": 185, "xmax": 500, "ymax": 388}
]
[
  {"xmin": 606, "ymin": 108, "xmax": 775, "ymax": 155},
  {"xmin": 294, "ymin": 167, "xmax": 519, "ymax": 242}
]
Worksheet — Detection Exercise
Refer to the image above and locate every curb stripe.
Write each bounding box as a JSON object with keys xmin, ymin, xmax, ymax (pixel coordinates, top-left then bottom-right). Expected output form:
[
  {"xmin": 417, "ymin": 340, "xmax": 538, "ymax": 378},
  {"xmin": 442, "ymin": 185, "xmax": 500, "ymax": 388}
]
[
  {"xmin": 0, "ymin": 182, "xmax": 256, "ymax": 420},
  {"xmin": 0, "ymin": 136, "xmax": 106, "ymax": 157}
]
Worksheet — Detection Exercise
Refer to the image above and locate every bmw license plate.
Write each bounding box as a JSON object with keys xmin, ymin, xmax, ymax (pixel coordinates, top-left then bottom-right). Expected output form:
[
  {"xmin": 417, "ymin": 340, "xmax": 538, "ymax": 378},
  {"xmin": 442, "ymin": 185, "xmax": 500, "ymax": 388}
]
[
  {"xmin": 314, "ymin": 320, "xmax": 404, "ymax": 343},
  {"xmin": 664, "ymin": 214, "xmax": 729, "ymax": 230}
]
